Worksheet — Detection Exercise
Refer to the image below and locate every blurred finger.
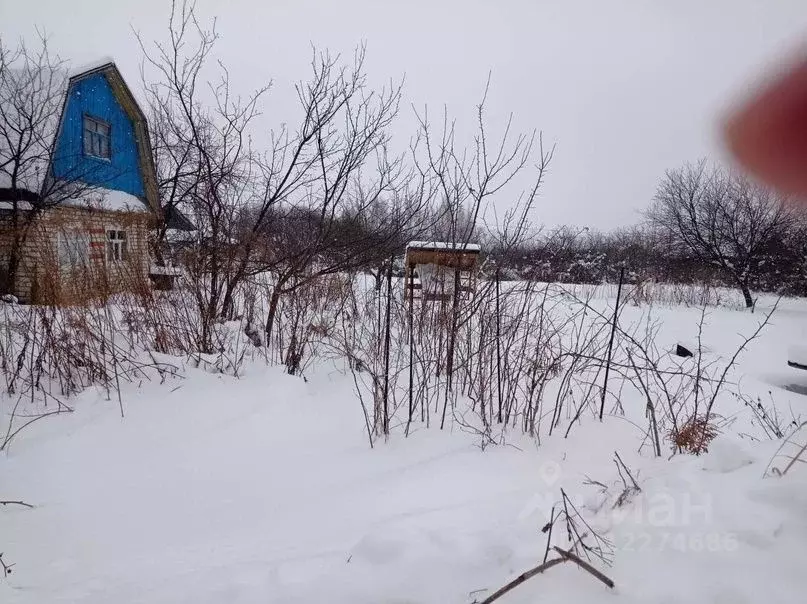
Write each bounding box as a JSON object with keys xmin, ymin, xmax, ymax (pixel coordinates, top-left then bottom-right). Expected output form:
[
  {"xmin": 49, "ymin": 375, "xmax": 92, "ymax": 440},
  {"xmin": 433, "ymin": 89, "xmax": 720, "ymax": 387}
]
[{"xmin": 725, "ymin": 55, "xmax": 807, "ymax": 197}]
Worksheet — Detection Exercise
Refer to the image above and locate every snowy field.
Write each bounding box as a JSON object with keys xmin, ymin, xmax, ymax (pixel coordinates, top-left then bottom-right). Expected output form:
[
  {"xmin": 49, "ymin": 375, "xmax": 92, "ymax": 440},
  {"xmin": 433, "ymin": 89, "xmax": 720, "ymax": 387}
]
[{"xmin": 3, "ymin": 286, "xmax": 807, "ymax": 603}]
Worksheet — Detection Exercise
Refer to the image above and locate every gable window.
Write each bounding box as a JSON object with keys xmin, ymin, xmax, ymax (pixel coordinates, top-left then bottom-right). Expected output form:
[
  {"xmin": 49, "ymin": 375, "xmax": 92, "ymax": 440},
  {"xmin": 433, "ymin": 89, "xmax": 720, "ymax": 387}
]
[
  {"xmin": 83, "ymin": 115, "xmax": 111, "ymax": 159},
  {"xmin": 58, "ymin": 232, "xmax": 89, "ymax": 268},
  {"xmin": 106, "ymin": 229, "xmax": 127, "ymax": 262}
]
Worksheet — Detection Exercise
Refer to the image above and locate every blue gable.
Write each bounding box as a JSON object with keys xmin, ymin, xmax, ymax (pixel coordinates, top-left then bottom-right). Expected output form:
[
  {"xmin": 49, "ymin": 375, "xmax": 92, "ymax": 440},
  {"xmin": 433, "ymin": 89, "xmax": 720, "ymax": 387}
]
[{"xmin": 51, "ymin": 72, "xmax": 145, "ymax": 198}]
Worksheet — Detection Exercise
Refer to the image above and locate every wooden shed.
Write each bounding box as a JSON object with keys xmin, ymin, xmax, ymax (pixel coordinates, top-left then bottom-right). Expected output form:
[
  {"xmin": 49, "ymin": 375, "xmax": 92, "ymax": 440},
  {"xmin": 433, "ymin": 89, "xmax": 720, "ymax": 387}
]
[{"xmin": 404, "ymin": 241, "xmax": 481, "ymax": 303}]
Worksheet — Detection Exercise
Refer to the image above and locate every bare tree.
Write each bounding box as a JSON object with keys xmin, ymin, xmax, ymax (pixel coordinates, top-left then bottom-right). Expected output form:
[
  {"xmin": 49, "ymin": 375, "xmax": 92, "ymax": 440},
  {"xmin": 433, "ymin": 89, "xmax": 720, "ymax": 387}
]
[
  {"xmin": 137, "ymin": 0, "xmax": 269, "ymax": 350},
  {"xmin": 411, "ymin": 76, "xmax": 555, "ymax": 275},
  {"xmin": 647, "ymin": 160, "xmax": 796, "ymax": 308},
  {"xmin": 245, "ymin": 46, "xmax": 414, "ymax": 343},
  {"xmin": 0, "ymin": 33, "xmax": 82, "ymax": 294},
  {"xmin": 139, "ymin": 1, "xmax": 427, "ymax": 353},
  {"xmin": 390, "ymin": 76, "xmax": 557, "ymax": 437}
]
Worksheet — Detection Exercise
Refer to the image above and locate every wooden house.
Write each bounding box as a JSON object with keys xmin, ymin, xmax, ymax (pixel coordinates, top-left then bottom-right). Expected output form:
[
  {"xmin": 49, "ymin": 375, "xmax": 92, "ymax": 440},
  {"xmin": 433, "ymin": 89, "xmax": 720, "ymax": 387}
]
[{"xmin": 0, "ymin": 59, "xmax": 163, "ymax": 303}]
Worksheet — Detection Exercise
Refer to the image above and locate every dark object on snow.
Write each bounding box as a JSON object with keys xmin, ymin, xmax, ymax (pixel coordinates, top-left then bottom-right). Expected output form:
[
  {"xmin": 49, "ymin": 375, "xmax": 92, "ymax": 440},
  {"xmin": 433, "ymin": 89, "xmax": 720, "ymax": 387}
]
[
  {"xmin": 675, "ymin": 344, "xmax": 694, "ymax": 358},
  {"xmin": 787, "ymin": 360, "xmax": 807, "ymax": 371}
]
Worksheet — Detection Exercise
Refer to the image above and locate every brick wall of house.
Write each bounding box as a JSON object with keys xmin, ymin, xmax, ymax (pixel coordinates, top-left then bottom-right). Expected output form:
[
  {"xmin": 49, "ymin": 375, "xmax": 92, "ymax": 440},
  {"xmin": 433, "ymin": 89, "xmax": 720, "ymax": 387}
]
[{"xmin": 0, "ymin": 206, "xmax": 151, "ymax": 304}]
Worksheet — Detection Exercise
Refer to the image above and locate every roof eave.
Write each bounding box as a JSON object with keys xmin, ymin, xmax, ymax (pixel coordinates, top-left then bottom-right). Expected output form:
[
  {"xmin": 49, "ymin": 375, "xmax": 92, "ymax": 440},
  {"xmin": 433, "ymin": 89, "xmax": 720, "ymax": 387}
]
[{"xmin": 68, "ymin": 62, "xmax": 116, "ymax": 83}]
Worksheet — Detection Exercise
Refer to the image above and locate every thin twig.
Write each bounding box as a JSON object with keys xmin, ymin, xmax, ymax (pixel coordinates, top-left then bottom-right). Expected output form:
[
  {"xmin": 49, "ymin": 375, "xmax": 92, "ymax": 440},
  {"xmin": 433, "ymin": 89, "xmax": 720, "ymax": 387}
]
[
  {"xmin": 0, "ymin": 500, "xmax": 34, "ymax": 509},
  {"xmin": 552, "ymin": 546, "xmax": 615, "ymax": 589},
  {"xmin": 542, "ymin": 505, "xmax": 556, "ymax": 563},
  {"xmin": 476, "ymin": 557, "xmax": 565, "ymax": 604},
  {"xmin": 0, "ymin": 552, "xmax": 14, "ymax": 577},
  {"xmin": 613, "ymin": 451, "xmax": 640, "ymax": 490}
]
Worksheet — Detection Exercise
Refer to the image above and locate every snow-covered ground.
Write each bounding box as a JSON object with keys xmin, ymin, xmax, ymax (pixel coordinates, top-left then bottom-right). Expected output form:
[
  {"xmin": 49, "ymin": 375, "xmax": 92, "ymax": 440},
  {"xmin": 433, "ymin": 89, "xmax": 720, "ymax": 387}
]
[{"xmin": 3, "ymin": 292, "xmax": 807, "ymax": 603}]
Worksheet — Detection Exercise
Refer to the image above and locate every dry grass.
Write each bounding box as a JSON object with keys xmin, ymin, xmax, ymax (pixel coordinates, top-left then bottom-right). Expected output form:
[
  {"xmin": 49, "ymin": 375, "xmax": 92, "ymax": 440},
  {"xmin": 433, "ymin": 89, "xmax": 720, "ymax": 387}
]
[{"xmin": 670, "ymin": 414, "xmax": 720, "ymax": 455}]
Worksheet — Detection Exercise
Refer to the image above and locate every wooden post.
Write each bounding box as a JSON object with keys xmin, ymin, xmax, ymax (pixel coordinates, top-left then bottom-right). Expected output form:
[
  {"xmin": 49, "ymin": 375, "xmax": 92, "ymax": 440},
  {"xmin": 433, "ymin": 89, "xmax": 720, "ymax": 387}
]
[
  {"xmin": 496, "ymin": 267, "xmax": 503, "ymax": 424},
  {"xmin": 406, "ymin": 263, "xmax": 415, "ymax": 436},
  {"xmin": 441, "ymin": 267, "xmax": 462, "ymax": 430},
  {"xmin": 382, "ymin": 257, "xmax": 393, "ymax": 436}
]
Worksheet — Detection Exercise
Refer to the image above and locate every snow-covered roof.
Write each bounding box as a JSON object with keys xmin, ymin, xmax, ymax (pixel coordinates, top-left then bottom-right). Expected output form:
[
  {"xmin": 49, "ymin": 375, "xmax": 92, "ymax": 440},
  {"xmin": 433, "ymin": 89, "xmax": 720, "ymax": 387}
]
[
  {"xmin": 0, "ymin": 200, "xmax": 34, "ymax": 211},
  {"xmin": 64, "ymin": 188, "xmax": 150, "ymax": 213},
  {"xmin": 164, "ymin": 205, "xmax": 197, "ymax": 231},
  {"xmin": 0, "ymin": 172, "xmax": 41, "ymax": 206},
  {"xmin": 0, "ymin": 171, "xmax": 41, "ymax": 196},
  {"xmin": 406, "ymin": 240, "xmax": 481, "ymax": 252},
  {"xmin": 69, "ymin": 56, "xmax": 115, "ymax": 79}
]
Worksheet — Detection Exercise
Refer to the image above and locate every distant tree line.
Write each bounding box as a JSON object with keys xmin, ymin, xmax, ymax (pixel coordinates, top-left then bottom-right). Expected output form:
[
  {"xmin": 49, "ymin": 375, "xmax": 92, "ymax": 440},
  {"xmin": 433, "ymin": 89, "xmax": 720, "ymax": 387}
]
[
  {"xmin": 493, "ymin": 218, "xmax": 806, "ymax": 300},
  {"xmin": 219, "ymin": 161, "xmax": 807, "ymax": 309},
  {"xmin": 270, "ymin": 160, "xmax": 807, "ymax": 309}
]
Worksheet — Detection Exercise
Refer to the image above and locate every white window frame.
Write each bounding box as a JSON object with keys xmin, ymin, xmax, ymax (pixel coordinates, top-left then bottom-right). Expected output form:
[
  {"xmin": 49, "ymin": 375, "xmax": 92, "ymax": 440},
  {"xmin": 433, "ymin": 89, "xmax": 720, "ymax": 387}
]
[
  {"xmin": 106, "ymin": 228, "xmax": 128, "ymax": 263},
  {"xmin": 83, "ymin": 115, "xmax": 111, "ymax": 160},
  {"xmin": 57, "ymin": 231, "xmax": 89, "ymax": 269}
]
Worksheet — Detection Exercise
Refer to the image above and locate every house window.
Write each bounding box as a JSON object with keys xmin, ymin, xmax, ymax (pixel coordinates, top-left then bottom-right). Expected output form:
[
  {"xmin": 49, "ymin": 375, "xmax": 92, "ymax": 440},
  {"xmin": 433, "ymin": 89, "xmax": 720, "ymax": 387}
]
[
  {"xmin": 58, "ymin": 232, "xmax": 89, "ymax": 268},
  {"xmin": 83, "ymin": 115, "xmax": 111, "ymax": 159},
  {"xmin": 106, "ymin": 229, "xmax": 127, "ymax": 262}
]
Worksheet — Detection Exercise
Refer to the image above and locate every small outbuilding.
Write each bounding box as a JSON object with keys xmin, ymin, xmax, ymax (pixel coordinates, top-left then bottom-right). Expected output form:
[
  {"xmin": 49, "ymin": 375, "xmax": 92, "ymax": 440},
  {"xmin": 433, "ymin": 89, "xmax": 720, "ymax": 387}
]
[{"xmin": 404, "ymin": 241, "xmax": 481, "ymax": 303}]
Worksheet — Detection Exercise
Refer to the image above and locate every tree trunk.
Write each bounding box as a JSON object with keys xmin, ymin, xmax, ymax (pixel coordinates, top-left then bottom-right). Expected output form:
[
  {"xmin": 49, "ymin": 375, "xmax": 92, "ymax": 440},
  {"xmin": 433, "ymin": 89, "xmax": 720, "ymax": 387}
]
[
  {"xmin": 265, "ymin": 287, "xmax": 282, "ymax": 345},
  {"xmin": 220, "ymin": 245, "xmax": 253, "ymax": 321},
  {"xmin": 2, "ymin": 209, "xmax": 36, "ymax": 298},
  {"xmin": 221, "ymin": 281, "xmax": 238, "ymax": 320},
  {"xmin": 740, "ymin": 282, "xmax": 753, "ymax": 309},
  {"xmin": 1, "ymin": 245, "xmax": 20, "ymax": 296},
  {"xmin": 373, "ymin": 267, "xmax": 383, "ymax": 291}
]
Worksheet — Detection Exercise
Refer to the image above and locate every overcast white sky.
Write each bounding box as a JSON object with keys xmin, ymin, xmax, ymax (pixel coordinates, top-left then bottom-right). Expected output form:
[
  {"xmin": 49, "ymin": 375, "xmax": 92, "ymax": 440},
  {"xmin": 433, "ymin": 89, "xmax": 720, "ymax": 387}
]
[{"xmin": 2, "ymin": 0, "xmax": 806, "ymax": 229}]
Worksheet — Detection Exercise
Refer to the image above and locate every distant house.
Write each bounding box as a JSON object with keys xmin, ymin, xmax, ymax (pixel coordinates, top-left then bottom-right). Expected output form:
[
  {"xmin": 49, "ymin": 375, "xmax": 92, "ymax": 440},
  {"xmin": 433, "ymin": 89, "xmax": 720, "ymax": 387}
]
[{"xmin": 0, "ymin": 59, "xmax": 168, "ymax": 303}]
